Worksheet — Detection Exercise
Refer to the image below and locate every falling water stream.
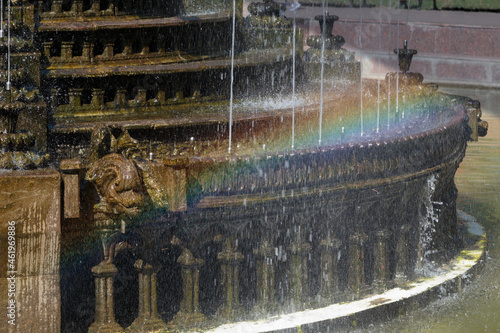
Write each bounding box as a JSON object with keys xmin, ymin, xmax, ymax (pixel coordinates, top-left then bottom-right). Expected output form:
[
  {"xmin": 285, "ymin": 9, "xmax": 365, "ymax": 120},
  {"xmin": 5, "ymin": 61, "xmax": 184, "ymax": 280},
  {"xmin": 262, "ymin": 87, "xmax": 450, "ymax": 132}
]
[
  {"xmin": 376, "ymin": 0, "xmax": 382, "ymax": 133},
  {"xmin": 228, "ymin": 0, "xmax": 237, "ymax": 154},
  {"xmin": 291, "ymin": 6, "xmax": 297, "ymax": 149},
  {"xmin": 387, "ymin": 0, "xmax": 392, "ymax": 130},
  {"xmin": 359, "ymin": 0, "xmax": 364, "ymax": 136},
  {"xmin": 352, "ymin": 86, "xmax": 500, "ymax": 333},
  {"xmin": 319, "ymin": 0, "xmax": 326, "ymax": 145}
]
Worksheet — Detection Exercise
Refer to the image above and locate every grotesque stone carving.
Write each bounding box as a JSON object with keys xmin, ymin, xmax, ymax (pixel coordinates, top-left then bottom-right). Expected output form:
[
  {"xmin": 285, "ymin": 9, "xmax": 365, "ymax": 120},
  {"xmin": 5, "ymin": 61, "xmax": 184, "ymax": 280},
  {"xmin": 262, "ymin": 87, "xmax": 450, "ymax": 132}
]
[{"xmin": 86, "ymin": 153, "xmax": 146, "ymax": 217}]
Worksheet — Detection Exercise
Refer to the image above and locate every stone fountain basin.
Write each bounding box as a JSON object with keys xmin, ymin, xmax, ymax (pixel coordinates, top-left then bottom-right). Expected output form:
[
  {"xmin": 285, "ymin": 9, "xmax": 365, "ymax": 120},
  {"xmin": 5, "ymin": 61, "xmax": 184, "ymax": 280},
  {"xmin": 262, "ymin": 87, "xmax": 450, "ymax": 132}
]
[{"xmin": 125, "ymin": 85, "xmax": 470, "ymax": 215}]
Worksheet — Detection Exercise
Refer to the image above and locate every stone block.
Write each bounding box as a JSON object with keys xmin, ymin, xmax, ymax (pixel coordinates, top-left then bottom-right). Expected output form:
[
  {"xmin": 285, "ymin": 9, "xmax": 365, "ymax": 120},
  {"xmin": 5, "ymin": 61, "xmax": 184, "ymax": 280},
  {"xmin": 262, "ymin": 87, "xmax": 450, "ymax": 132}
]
[{"xmin": 0, "ymin": 170, "xmax": 61, "ymax": 333}]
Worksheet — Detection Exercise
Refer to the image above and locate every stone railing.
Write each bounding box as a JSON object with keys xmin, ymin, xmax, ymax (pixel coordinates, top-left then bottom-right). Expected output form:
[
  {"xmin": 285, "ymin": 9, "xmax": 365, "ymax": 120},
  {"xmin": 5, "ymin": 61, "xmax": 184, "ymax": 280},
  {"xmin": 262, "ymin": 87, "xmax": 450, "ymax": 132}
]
[
  {"xmin": 37, "ymin": 0, "xmax": 171, "ymax": 19},
  {"xmin": 40, "ymin": 22, "xmax": 231, "ymax": 66},
  {"xmin": 48, "ymin": 58, "xmax": 294, "ymax": 121}
]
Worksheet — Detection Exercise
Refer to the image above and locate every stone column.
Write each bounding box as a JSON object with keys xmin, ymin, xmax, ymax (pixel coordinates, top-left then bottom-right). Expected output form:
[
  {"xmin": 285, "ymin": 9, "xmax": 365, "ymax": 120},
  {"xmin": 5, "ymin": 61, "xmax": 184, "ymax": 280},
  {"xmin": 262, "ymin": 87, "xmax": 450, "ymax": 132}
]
[
  {"xmin": 128, "ymin": 259, "xmax": 167, "ymax": 332},
  {"xmin": 373, "ymin": 229, "xmax": 392, "ymax": 291},
  {"xmin": 253, "ymin": 238, "xmax": 276, "ymax": 313},
  {"xmin": 287, "ymin": 237, "xmax": 311, "ymax": 310},
  {"xmin": 88, "ymin": 261, "xmax": 124, "ymax": 333},
  {"xmin": 396, "ymin": 224, "xmax": 413, "ymax": 280},
  {"xmin": 319, "ymin": 235, "xmax": 341, "ymax": 300},
  {"xmin": 348, "ymin": 232, "xmax": 368, "ymax": 296},
  {"xmin": 217, "ymin": 237, "xmax": 244, "ymax": 320},
  {"xmin": 172, "ymin": 248, "xmax": 206, "ymax": 325}
]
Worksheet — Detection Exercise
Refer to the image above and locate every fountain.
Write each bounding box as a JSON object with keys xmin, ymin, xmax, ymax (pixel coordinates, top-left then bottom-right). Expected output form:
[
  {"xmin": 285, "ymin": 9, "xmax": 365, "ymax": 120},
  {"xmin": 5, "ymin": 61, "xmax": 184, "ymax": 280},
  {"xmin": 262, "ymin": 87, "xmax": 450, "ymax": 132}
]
[{"xmin": 0, "ymin": 1, "xmax": 489, "ymax": 333}]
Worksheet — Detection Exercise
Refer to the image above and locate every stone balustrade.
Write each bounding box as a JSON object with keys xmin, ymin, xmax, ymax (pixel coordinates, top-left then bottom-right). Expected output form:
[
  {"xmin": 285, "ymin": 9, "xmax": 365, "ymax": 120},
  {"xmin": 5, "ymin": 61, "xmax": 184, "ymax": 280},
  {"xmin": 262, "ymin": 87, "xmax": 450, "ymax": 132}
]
[
  {"xmin": 83, "ymin": 179, "xmax": 425, "ymax": 332},
  {"xmin": 41, "ymin": 22, "xmax": 230, "ymax": 66},
  {"xmin": 38, "ymin": 0, "xmax": 171, "ymax": 19}
]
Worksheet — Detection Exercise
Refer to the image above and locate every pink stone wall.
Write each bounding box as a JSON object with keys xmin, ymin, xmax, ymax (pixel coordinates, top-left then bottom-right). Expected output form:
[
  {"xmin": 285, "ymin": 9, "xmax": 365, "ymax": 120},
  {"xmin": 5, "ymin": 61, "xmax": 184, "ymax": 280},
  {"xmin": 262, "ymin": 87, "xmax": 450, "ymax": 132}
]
[{"xmin": 297, "ymin": 10, "xmax": 500, "ymax": 87}]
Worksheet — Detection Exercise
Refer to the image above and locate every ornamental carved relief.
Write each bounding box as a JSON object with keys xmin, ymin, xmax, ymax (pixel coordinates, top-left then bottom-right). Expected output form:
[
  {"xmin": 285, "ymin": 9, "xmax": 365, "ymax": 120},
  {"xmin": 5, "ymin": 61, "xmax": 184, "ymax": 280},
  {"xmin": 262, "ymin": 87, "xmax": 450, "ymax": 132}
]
[{"xmin": 86, "ymin": 153, "xmax": 146, "ymax": 217}]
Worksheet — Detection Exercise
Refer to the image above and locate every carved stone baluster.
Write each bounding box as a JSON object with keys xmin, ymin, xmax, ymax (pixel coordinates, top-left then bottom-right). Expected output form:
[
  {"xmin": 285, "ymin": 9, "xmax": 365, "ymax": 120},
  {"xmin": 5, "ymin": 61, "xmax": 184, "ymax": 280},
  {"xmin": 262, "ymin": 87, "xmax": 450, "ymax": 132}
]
[
  {"xmin": 68, "ymin": 88, "xmax": 83, "ymax": 107},
  {"xmin": 61, "ymin": 41, "xmax": 74, "ymax": 61},
  {"xmin": 348, "ymin": 231, "xmax": 368, "ymax": 296},
  {"xmin": 37, "ymin": 1, "xmax": 45, "ymax": 15},
  {"xmin": 141, "ymin": 37, "xmax": 151, "ymax": 56},
  {"xmin": 319, "ymin": 234, "xmax": 341, "ymax": 301},
  {"xmin": 85, "ymin": 0, "xmax": 100, "ymax": 15},
  {"xmin": 89, "ymin": 261, "xmax": 124, "ymax": 333},
  {"xmin": 43, "ymin": 42, "xmax": 53, "ymax": 60},
  {"xmin": 287, "ymin": 227, "xmax": 311, "ymax": 310},
  {"xmin": 114, "ymin": 89, "xmax": 128, "ymax": 107},
  {"xmin": 156, "ymin": 89, "xmax": 166, "ymax": 104},
  {"xmin": 122, "ymin": 39, "xmax": 133, "ymax": 56},
  {"xmin": 396, "ymin": 224, "xmax": 413, "ymax": 280},
  {"xmin": 253, "ymin": 237, "xmax": 276, "ymax": 313},
  {"xmin": 50, "ymin": 88, "xmax": 61, "ymax": 110},
  {"xmin": 92, "ymin": 88, "xmax": 105, "ymax": 108},
  {"xmin": 157, "ymin": 35, "xmax": 166, "ymax": 55},
  {"xmin": 71, "ymin": 0, "xmax": 83, "ymax": 15},
  {"xmin": 373, "ymin": 229, "xmax": 392, "ymax": 291},
  {"xmin": 82, "ymin": 42, "xmax": 93, "ymax": 62},
  {"xmin": 128, "ymin": 260, "xmax": 167, "ymax": 332},
  {"xmin": 217, "ymin": 237, "xmax": 243, "ymax": 320},
  {"xmin": 133, "ymin": 88, "xmax": 147, "ymax": 106},
  {"xmin": 102, "ymin": 39, "xmax": 115, "ymax": 59},
  {"xmin": 172, "ymin": 248, "xmax": 206, "ymax": 325},
  {"xmin": 51, "ymin": 0, "xmax": 63, "ymax": 14}
]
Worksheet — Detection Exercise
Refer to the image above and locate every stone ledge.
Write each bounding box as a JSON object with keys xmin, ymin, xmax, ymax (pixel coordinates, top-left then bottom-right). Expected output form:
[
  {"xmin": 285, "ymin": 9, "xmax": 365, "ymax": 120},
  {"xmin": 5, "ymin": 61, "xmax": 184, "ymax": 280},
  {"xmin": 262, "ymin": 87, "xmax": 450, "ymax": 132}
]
[{"xmin": 204, "ymin": 210, "xmax": 486, "ymax": 333}]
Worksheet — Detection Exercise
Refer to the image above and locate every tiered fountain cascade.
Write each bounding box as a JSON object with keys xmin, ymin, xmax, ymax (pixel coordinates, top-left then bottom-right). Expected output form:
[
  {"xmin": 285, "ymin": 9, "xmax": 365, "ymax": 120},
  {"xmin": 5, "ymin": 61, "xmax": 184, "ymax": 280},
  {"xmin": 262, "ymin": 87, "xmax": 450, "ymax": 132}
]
[{"xmin": 0, "ymin": 1, "xmax": 488, "ymax": 333}]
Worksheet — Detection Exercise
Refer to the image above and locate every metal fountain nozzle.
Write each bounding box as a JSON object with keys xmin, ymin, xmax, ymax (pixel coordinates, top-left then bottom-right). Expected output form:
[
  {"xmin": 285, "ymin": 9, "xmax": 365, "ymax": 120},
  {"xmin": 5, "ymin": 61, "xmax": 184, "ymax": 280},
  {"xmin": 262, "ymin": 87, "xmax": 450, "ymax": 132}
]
[{"xmin": 395, "ymin": 40, "xmax": 418, "ymax": 74}]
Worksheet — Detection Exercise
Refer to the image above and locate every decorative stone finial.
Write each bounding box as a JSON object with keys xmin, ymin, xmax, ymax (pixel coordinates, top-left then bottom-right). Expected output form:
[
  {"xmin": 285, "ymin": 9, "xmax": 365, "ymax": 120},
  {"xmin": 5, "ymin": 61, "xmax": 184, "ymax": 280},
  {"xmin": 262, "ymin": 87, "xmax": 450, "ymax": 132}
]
[{"xmin": 307, "ymin": 12, "xmax": 345, "ymax": 50}]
